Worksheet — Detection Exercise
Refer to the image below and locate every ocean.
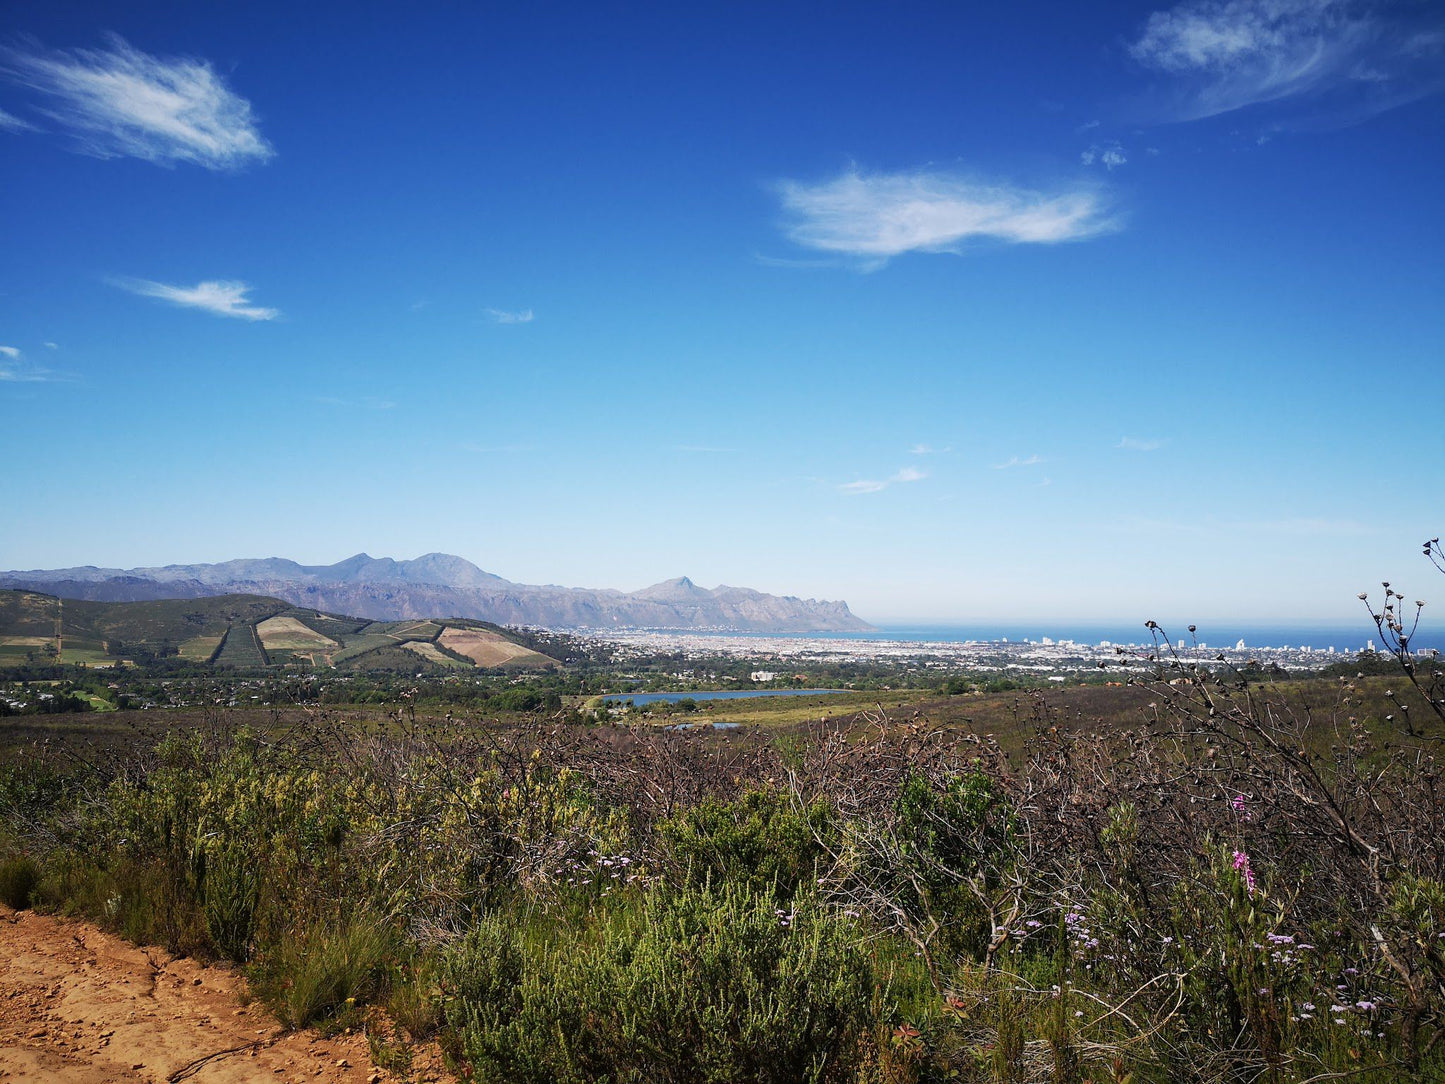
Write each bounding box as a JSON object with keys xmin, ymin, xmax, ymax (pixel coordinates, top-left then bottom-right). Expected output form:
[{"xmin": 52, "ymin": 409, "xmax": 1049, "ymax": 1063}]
[{"xmin": 809, "ymin": 622, "xmax": 1441, "ymax": 652}]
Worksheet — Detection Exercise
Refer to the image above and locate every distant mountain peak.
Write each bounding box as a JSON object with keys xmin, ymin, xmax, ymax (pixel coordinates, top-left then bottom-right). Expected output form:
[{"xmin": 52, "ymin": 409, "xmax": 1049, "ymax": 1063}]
[
  {"xmin": 0, "ymin": 553, "xmax": 873, "ymax": 632},
  {"xmin": 632, "ymin": 575, "xmax": 715, "ymax": 603}
]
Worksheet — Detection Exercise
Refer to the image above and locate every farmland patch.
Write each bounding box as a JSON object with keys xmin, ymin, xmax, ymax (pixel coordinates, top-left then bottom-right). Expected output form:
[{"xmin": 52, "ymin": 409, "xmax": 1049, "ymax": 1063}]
[
  {"xmin": 401, "ymin": 640, "xmax": 468, "ymax": 668},
  {"xmin": 214, "ymin": 624, "xmax": 268, "ymax": 668},
  {"xmin": 330, "ymin": 634, "xmax": 402, "ymax": 664},
  {"xmin": 438, "ymin": 627, "xmax": 555, "ymax": 668},
  {"xmin": 178, "ymin": 635, "xmax": 224, "ymax": 661},
  {"xmin": 390, "ymin": 621, "xmax": 442, "ymax": 642},
  {"xmin": 257, "ymin": 615, "xmax": 339, "ymax": 651}
]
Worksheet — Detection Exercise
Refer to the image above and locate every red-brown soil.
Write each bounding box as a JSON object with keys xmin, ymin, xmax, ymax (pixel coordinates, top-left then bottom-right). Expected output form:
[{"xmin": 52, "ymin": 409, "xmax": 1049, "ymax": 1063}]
[{"xmin": 0, "ymin": 906, "xmax": 451, "ymax": 1084}]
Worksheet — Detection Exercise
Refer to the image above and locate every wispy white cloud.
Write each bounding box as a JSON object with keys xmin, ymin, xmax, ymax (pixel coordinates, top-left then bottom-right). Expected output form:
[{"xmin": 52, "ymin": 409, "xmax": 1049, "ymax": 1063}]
[
  {"xmin": 114, "ymin": 278, "xmax": 279, "ymax": 320},
  {"xmin": 0, "ymin": 107, "xmax": 36, "ymax": 132},
  {"xmin": 1129, "ymin": 0, "xmax": 1444, "ymax": 123},
  {"xmin": 0, "ymin": 346, "xmax": 66, "ymax": 383},
  {"xmin": 486, "ymin": 307, "xmax": 534, "ymax": 324},
  {"xmin": 993, "ymin": 454, "xmax": 1045, "ymax": 469},
  {"xmin": 776, "ymin": 168, "xmax": 1116, "ymax": 267},
  {"xmin": 839, "ymin": 466, "xmax": 928, "ymax": 494},
  {"xmin": 0, "ymin": 366, "xmax": 62, "ymax": 383},
  {"xmin": 751, "ymin": 251, "xmax": 849, "ymax": 270},
  {"xmin": 42, "ymin": 341, "xmax": 58, "ymax": 349},
  {"xmin": 1081, "ymin": 142, "xmax": 1128, "ymax": 169},
  {"xmin": 1117, "ymin": 436, "xmax": 1164, "ymax": 451},
  {"xmin": 1134, "ymin": 0, "xmax": 1343, "ymax": 73},
  {"xmin": 2, "ymin": 34, "xmax": 273, "ymax": 168},
  {"xmin": 909, "ymin": 443, "xmax": 952, "ymax": 455}
]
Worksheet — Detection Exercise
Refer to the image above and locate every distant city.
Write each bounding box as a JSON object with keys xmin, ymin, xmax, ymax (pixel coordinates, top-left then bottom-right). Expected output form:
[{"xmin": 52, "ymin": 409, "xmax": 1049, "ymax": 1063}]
[{"xmin": 574, "ymin": 625, "xmax": 1431, "ymax": 679}]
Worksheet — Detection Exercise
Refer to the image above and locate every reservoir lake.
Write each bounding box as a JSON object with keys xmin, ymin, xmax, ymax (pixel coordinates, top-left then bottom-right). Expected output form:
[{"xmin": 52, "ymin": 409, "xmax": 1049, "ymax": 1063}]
[{"xmin": 600, "ymin": 689, "xmax": 854, "ymax": 706}]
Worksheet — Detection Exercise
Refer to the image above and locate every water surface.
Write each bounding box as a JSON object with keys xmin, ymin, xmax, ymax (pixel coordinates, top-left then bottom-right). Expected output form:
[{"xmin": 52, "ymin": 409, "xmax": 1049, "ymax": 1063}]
[{"xmin": 601, "ymin": 688, "xmax": 854, "ymax": 706}]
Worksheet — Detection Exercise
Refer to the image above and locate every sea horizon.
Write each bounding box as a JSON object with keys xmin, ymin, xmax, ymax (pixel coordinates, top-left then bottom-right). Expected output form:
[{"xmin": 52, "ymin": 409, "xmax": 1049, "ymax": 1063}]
[{"xmin": 683, "ymin": 621, "xmax": 1443, "ymax": 652}]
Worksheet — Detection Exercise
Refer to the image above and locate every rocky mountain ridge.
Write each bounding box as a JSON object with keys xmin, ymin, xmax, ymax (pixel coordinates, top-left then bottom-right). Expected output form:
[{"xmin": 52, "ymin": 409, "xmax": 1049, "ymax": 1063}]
[{"xmin": 0, "ymin": 554, "xmax": 873, "ymax": 633}]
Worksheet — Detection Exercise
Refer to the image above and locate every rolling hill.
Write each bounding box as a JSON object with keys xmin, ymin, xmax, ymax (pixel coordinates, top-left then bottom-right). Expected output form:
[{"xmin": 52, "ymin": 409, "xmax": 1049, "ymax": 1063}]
[
  {"xmin": 0, "ymin": 553, "xmax": 872, "ymax": 632},
  {"xmin": 0, "ymin": 590, "xmax": 559, "ymax": 673}
]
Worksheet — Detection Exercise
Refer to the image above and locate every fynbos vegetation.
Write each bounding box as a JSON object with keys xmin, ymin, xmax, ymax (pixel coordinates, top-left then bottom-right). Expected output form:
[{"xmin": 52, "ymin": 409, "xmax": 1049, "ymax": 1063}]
[{"xmin": 1, "ymin": 544, "xmax": 1441, "ymax": 1082}]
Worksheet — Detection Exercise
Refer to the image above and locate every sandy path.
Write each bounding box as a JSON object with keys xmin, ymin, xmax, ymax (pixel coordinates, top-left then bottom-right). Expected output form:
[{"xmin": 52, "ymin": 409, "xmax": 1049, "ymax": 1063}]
[{"xmin": 0, "ymin": 906, "xmax": 450, "ymax": 1084}]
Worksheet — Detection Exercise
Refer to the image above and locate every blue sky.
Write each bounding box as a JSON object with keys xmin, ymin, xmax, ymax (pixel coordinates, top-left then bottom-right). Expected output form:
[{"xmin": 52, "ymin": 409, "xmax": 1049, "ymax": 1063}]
[{"xmin": 1, "ymin": 1, "xmax": 1441, "ymax": 624}]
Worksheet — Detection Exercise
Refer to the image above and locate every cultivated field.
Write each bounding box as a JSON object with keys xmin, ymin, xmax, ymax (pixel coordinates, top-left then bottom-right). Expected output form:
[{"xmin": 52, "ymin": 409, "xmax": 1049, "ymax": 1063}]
[
  {"xmin": 439, "ymin": 626, "xmax": 554, "ymax": 668},
  {"xmin": 389, "ymin": 620, "xmax": 442, "ymax": 641},
  {"xmin": 401, "ymin": 639, "xmax": 469, "ymax": 668},
  {"xmin": 256, "ymin": 615, "xmax": 339, "ymax": 651},
  {"xmin": 177, "ymin": 635, "xmax": 224, "ymax": 661},
  {"xmin": 213, "ymin": 623, "xmax": 268, "ymax": 668}
]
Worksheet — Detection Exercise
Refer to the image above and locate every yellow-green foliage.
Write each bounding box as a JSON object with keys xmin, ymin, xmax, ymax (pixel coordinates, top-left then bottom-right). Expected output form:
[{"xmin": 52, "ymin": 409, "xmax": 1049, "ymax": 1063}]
[
  {"xmin": 658, "ymin": 786, "xmax": 834, "ymax": 898},
  {"xmin": 103, "ymin": 733, "xmax": 365, "ymax": 956},
  {"xmin": 441, "ymin": 882, "xmax": 874, "ymax": 1084}
]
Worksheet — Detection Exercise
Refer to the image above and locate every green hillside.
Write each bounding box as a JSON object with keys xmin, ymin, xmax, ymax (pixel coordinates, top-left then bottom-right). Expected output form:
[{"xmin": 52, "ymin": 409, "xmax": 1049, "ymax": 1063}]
[{"xmin": 0, "ymin": 589, "xmax": 558, "ymax": 673}]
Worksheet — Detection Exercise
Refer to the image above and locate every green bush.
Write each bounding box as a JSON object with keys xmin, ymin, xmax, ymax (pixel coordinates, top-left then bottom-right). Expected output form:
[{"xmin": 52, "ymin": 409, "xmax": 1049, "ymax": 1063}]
[
  {"xmin": 658, "ymin": 787, "xmax": 833, "ymax": 898},
  {"xmin": 443, "ymin": 883, "xmax": 873, "ymax": 1084},
  {"xmin": 885, "ymin": 769, "xmax": 1015, "ymax": 962},
  {"xmin": 0, "ymin": 854, "xmax": 40, "ymax": 909}
]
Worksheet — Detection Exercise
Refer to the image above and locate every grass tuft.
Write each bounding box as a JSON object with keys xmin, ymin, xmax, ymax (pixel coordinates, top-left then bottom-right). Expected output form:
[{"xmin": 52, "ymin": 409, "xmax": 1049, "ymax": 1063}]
[
  {"xmin": 254, "ymin": 916, "xmax": 394, "ymax": 1030},
  {"xmin": 0, "ymin": 854, "xmax": 40, "ymax": 909}
]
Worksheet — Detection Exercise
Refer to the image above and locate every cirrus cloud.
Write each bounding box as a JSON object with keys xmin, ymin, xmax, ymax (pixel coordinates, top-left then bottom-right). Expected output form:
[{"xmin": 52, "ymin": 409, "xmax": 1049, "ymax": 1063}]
[
  {"xmin": 2, "ymin": 34, "xmax": 273, "ymax": 168},
  {"xmin": 486, "ymin": 307, "xmax": 535, "ymax": 324},
  {"xmin": 993, "ymin": 454, "xmax": 1045, "ymax": 470},
  {"xmin": 776, "ymin": 168, "xmax": 1116, "ymax": 267},
  {"xmin": 0, "ymin": 106, "xmax": 36, "ymax": 132},
  {"xmin": 114, "ymin": 278, "xmax": 279, "ymax": 320},
  {"xmin": 839, "ymin": 466, "xmax": 928, "ymax": 495},
  {"xmin": 1129, "ymin": 0, "xmax": 1444, "ymax": 123},
  {"xmin": 0, "ymin": 345, "xmax": 67, "ymax": 383}
]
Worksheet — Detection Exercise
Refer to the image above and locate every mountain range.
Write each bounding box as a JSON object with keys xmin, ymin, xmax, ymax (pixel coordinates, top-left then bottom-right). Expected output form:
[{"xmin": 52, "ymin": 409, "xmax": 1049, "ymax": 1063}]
[{"xmin": 0, "ymin": 554, "xmax": 873, "ymax": 633}]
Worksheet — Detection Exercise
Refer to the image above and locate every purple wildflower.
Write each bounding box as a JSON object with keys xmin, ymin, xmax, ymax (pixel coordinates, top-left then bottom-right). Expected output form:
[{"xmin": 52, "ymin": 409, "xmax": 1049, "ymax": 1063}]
[{"xmin": 1232, "ymin": 850, "xmax": 1257, "ymax": 895}]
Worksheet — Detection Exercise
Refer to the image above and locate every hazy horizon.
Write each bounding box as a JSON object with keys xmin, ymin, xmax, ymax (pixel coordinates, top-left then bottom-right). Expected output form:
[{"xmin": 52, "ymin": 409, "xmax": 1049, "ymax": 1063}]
[{"xmin": 0, "ymin": 546, "xmax": 1419, "ymax": 629}]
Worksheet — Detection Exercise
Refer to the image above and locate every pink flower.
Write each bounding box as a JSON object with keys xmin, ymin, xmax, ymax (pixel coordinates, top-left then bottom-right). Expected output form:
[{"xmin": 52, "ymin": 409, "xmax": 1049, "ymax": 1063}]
[{"xmin": 1232, "ymin": 850, "xmax": 1257, "ymax": 896}]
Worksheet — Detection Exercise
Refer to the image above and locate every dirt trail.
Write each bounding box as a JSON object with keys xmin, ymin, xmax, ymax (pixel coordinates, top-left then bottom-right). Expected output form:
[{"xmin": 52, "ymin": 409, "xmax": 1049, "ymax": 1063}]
[{"xmin": 0, "ymin": 906, "xmax": 450, "ymax": 1084}]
